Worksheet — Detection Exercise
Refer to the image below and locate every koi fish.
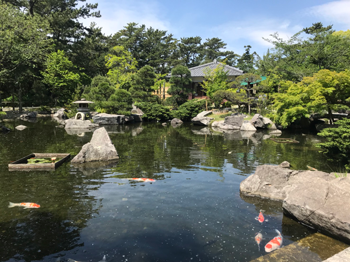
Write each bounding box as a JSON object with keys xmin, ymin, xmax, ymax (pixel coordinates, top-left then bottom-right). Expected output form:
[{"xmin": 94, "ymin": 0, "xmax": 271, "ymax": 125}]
[
  {"xmin": 8, "ymin": 202, "xmax": 40, "ymax": 209},
  {"xmin": 265, "ymin": 229, "xmax": 283, "ymax": 253},
  {"xmin": 125, "ymin": 178, "xmax": 156, "ymax": 182},
  {"xmin": 255, "ymin": 210, "xmax": 268, "ymax": 223},
  {"xmin": 255, "ymin": 232, "xmax": 263, "ymax": 251}
]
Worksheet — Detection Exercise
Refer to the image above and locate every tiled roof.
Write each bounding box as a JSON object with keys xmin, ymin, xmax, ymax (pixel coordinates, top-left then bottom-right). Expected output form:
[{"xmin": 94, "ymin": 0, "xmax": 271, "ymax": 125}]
[{"xmin": 189, "ymin": 60, "xmax": 243, "ymax": 77}]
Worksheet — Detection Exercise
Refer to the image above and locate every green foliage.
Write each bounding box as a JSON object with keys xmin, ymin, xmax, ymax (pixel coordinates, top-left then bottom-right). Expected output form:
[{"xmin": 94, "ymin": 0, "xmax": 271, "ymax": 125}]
[
  {"xmin": 42, "ymin": 50, "xmax": 89, "ymax": 106},
  {"xmin": 171, "ymin": 99, "xmax": 207, "ymax": 121},
  {"xmin": 236, "ymin": 45, "xmax": 260, "ymax": 73},
  {"xmin": 135, "ymin": 102, "xmax": 171, "ymax": 122},
  {"xmin": 272, "ymin": 69, "xmax": 350, "ymax": 127},
  {"xmin": 129, "ymin": 65, "xmax": 158, "ymax": 102},
  {"xmin": 201, "ymin": 63, "xmax": 231, "ymax": 98},
  {"xmin": 317, "ymin": 118, "xmax": 350, "ymax": 170},
  {"xmin": 210, "ymin": 89, "xmax": 245, "ymax": 108},
  {"xmin": 168, "ymin": 65, "xmax": 192, "ymax": 107},
  {"xmin": 105, "ymin": 45, "xmax": 137, "ymax": 86}
]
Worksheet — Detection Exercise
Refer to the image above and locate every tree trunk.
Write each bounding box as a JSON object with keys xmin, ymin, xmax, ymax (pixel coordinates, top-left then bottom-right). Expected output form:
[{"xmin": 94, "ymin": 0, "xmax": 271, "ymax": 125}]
[
  {"xmin": 18, "ymin": 86, "xmax": 23, "ymax": 113},
  {"xmin": 328, "ymin": 106, "xmax": 334, "ymax": 125},
  {"xmin": 163, "ymin": 82, "xmax": 165, "ymax": 100}
]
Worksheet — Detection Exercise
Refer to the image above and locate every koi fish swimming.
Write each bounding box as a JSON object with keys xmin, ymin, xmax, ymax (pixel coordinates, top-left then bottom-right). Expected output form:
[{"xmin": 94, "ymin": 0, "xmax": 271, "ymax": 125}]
[
  {"xmin": 255, "ymin": 210, "xmax": 268, "ymax": 223},
  {"xmin": 255, "ymin": 232, "xmax": 263, "ymax": 251},
  {"xmin": 125, "ymin": 178, "xmax": 156, "ymax": 182},
  {"xmin": 265, "ymin": 229, "xmax": 283, "ymax": 253},
  {"xmin": 8, "ymin": 202, "xmax": 40, "ymax": 209}
]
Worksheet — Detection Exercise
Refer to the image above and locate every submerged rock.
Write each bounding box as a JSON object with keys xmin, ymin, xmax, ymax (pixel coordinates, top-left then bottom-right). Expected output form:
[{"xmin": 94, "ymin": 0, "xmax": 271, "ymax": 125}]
[
  {"xmin": 71, "ymin": 127, "xmax": 119, "ymax": 163},
  {"xmin": 65, "ymin": 119, "xmax": 98, "ymax": 129}
]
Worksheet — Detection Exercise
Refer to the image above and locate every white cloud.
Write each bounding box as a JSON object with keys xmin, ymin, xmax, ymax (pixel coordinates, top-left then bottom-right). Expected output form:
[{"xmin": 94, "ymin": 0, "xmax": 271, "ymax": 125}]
[
  {"xmin": 81, "ymin": 0, "xmax": 171, "ymax": 36},
  {"xmin": 307, "ymin": 0, "xmax": 350, "ymax": 26}
]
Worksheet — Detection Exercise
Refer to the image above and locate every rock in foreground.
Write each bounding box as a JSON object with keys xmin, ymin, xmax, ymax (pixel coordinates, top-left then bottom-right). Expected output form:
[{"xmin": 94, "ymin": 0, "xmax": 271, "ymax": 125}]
[
  {"xmin": 71, "ymin": 127, "xmax": 119, "ymax": 163},
  {"xmin": 240, "ymin": 164, "xmax": 350, "ymax": 242}
]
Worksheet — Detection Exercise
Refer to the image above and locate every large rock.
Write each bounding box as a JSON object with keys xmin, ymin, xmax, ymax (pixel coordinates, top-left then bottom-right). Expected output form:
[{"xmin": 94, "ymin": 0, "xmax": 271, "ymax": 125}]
[
  {"xmin": 250, "ymin": 114, "xmax": 277, "ymax": 129},
  {"xmin": 283, "ymin": 176, "xmax": 350, "ymax": 242},
  {"xmin": 53, "ymin": 108, "xmax": 67, "ymax": 119},
  {"xmin": 19, "ymin": 111, "xmax": 37, "ymax": 119},
  {"xmin": 240, "ymin": 164, "xmax": 350, "ymax": 242},
  {"xmin": 1, "ymin": 125, "xmax": 11, "ymax": 132},
  {"xmin": 240, "ymin": 120, "xmax": 256, "ymax": 131},
  {"xmin": 211, "ymin": 120, "xmax": 239, "ymax": 130},
  {"xmin": 171, "ymin": 118, "xmax": 183, "ymax": 126},
  {"xmin": 71, "ymin": 127, "xmax": 119, "ymax": 163},
  {"xmin": 65, "ymin": 119, "xmax": 99, "ymax": 129},
  {"xmin": 224, "ymin": 115, "xmax": 244, "ymax": 129},
  {"xmin": 92, "ymin": 113, "xmax": 125, "ymax": 125},
  {"xmin": 191, "ymin": 111, "xmax": 213, "ymax": 126}
]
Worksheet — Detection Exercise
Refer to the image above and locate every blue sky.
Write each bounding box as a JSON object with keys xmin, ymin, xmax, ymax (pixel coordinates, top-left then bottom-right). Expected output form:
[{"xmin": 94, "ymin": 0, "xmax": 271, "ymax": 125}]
[{"xmin": 82, "ymin": 0, "xmax": 350, "ymax": 57}]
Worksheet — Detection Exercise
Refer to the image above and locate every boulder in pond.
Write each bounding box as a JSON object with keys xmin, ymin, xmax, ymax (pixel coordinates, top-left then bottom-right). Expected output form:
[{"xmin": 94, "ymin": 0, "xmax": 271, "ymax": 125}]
[
  {"xmin": 53, "ymin": 108, "xmax": 68, "ymax": 119},
  {"xmin": 171, "ymin": 118, "xmax": 183, "ymax": 127},
  {"xmin": 71, "ymin": 127, "xmax": 119, "ymax": 163},
  {"xmin": 19, "ymin": 111, "xmax": 37, "ymax": 119},
  {"xmin": 15, "ymin": 125, "xmax": 27, "ymax": 131},
  {"xmin": 283, "ymin": 176, "xmax": 350, "ymax": 242},
  {"xmin": 191, "ymin": 111, "xmax": 213, "ymax": 126},
  {"xmin": 92, "ymin": 113, "xmax": 125, "ymax": 125},
  {"xmin": 240, "ymin": 121, "xmax": 256, "ymax": 131},
  {"xmin": 65, "ymin": 119, "xmax": 99, "ymax": 129}
]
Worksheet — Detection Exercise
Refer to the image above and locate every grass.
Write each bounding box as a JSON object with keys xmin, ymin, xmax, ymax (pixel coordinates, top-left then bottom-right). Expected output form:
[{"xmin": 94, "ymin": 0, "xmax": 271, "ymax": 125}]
[{"xmin": 333, "ymin": 172, "xmax": 348, "ymax": 178}]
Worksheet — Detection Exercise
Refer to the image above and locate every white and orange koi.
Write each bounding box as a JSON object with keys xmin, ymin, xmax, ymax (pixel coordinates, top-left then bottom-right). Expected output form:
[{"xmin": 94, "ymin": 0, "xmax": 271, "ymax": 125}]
[
  {"xmin": 255, "ymin": 232, "xmax": 263, "ymax": 251},
  {"xmin": 8, "ymin": 202, "xmax": 40, "ymax": 209},
  {"xmin": 265, "ymin": 229, "xmax": 283, "ymax": 253},
  {"xmin": 125, "ymin": 178, "xmax": 156, "ymax": 182},
  {"xmin": 255, "ymin": 209, "xmax": 268, "ymax": 223}
]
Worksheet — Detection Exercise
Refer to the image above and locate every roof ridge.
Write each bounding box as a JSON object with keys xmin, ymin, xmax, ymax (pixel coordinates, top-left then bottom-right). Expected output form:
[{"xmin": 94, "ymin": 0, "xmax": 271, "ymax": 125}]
[{"xmin": 189, "ymin": 61, "xmax": 216, "ymax": 70}]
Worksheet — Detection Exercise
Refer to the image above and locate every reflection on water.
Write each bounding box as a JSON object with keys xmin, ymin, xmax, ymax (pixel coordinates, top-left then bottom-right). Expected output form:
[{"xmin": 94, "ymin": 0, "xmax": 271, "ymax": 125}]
[{"xmin": 0, "ymin": 120, "xmax": 342, "ymax": 261}]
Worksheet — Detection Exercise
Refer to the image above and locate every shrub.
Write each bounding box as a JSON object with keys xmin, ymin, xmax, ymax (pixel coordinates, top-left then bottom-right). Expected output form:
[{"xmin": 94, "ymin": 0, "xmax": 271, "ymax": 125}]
[
  {"xmin": 317, "ymin": 118, "xmax": 350, "ymax": 170},
  {"xmin": 171, "ymin": 99, "xmax": 207, "ymax": 121},
  {"xmin": 135, "ymin": 102, "xmax": 171, "ymax": 121}
]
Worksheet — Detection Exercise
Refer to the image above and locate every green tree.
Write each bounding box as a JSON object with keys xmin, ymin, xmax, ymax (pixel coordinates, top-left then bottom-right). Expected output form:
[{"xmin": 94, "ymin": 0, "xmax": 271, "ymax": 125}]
[
  {"xmin": 233, "ymin": 73, "xmax": 263, "ymax": 114},
  {"xmin": 178, "ymin": 36, "xmax": 203, "ymax": 67},
  {"xmin": 201, "ymin": 37, "xmax": 238, "ymax": 65},
  {"xmin": 129, "ymin": 65, "xmax": 157, "ymax": 102},
  {"xmin": 105, "ymin": 46, "xmax": 138, "ymax": 86},
  {"xmin": 201, "ymin": 63, "xmax": 231, "ymax": 98},
  {"xmin": 317, "ymin": 118, "xmax": 350, "ymax": 170},
  {"xmin": 236, "ymin": 45, "xmax": 260, "ymax": 73},
  {"xmin": 272, "ymin": 69, "xmax": 350, "ymax": 127},
  {"xmin": 41, "ymin": 50, "xmax": 88, "ymax": 106},
  {"xmin": 168, "ymin": 65, "xmax": 192, "ymax": 107},
  {"xmin": 0, "ymin": 3, "xmax": 53, "ymax": 111}
]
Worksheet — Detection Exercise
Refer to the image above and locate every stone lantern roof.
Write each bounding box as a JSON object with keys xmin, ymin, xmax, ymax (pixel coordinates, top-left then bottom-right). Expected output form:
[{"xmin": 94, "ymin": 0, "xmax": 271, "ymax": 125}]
[{"xmin": 72, "ymin": 98, "xmax": 94, "ymax": 104}]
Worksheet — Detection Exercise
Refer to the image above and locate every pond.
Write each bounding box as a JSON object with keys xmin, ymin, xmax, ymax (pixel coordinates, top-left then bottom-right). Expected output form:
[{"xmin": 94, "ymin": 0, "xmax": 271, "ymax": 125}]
[{"xmin": 0, "ymin": 119, "xmax": 344, "ymax": 262}]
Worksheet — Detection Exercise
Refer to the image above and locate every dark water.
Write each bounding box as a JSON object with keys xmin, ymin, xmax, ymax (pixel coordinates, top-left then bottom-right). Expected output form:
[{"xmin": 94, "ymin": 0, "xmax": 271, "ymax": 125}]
[{"xmin": 0, "ymin": 119, "xmax": 339, "ymax": 262}]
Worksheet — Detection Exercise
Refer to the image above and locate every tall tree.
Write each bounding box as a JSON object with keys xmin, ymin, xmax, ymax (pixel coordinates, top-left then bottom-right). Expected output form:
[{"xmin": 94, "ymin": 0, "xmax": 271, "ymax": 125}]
[
  {"xmin": 178, "ymin": 36, "xmax": 203, "ymax": 68},
  {"xmin": 236, "ymin": 45, "xmax": 260, "ymax": 73},
  {"xmin": 0, "ymin": 3, "xmax": 52, "ymax": 111},
  {"xmin": 168, "ymin": 65, "xmax": 192, "ymax": 107},
  {"xmin": 41, "ymin": 50, "xmax": 88, "ymax": 106},
  {"xmin": 200, "ymin": 37, "xmax": 238, "ymax": 66},
  {"xmin": 129, "ymin": 65, "xmax": 157, "ymax": 102}
]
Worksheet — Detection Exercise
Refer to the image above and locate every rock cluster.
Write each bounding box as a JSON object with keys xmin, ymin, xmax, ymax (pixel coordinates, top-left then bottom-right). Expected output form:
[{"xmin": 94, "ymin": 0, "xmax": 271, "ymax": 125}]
[{"xmin": 240, "ymin": 164, "xmax": 350, "ymax": 242}]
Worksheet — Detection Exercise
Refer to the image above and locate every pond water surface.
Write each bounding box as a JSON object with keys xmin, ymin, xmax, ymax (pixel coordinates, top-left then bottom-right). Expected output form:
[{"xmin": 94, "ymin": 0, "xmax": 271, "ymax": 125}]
[{"xmin": 0, "ymin": 119, "xmax": 342, "ymax": 262}]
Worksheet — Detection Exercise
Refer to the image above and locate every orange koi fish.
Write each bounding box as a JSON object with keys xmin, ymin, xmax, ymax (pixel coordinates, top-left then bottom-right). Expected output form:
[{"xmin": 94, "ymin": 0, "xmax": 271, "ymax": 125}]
[
  {"xmin": 126, "ymin": 178, "xmax": 156, "ymax": 182},
  {"xmin": 255, "ymin": 232, "xmax": 263, "ymax": 251},
  {"xmin": 8, "ymin": 202, "xmax": 40, "ymax": 209},
  {"xmin": 265, "ymin": 229, "xmax": 283, "ymax": 253},
  {"xmin": 255, "ymin": 209, "xmax": 268, "ymax": 223}
]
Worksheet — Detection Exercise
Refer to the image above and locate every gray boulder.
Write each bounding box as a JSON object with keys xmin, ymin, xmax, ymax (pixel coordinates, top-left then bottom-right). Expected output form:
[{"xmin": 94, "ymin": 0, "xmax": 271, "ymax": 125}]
[
  {"xmin": 171, "ymin": 118, "xmax": 183, "ymax": 126},
  {"xmin": 240, "ymin": 121, "xmax": 256, "ymax": 131},
  {"xmin": 224, "ymin": 115, "xmax": 244, "ymax": 129},
  {"xmin": 250, "ymin": 114, "xmax": 276, "ymax": 129},
  {"xmin": 15, "ymin": 125, "xmax": 27, "ymax": 131},
  {"xmin": 20, "ymin": 111, "xmax": 37, "ymax": 119},
  {"xmin": 71, "ymin": 127, "xmax": 119, "ymax": 163},
  {"xmin": 279, "ymin": 161, "xmax": 291, "ymax": 168},
  {"xmin": 191, "ymin": 111, "xmax": 213, "ymax": 126},
  {"xmin": 283, "ymin": 176, "xmax": 350, "ymax": 242},
  {"xmin": 65, "ymin": 119, "xmax": 99, "ymax": 129},
  {"xmin": 92, "ymin": 113, "xmax": 125, "ymax": 125},
  {"xmin": 53, "ymin": 108, "xmax": 67, "ymax": 119},
  {"xmin": 211, "ymin": 120, "xmax": 238, "ymax": 130}
]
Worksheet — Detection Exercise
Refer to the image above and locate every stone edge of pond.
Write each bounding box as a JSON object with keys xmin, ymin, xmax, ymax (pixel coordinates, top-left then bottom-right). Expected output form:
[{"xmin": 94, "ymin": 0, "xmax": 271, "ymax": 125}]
[{"xmin": 240, "ymin": 162, "xmax": 350, "ymax": 245}]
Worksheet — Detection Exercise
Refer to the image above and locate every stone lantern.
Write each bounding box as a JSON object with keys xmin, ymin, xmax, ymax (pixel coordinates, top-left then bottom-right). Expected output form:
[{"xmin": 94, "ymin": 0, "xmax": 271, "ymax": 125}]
[{"xmin": 72, "ymin": 98, "xmax": 94, "ymax": 120}]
